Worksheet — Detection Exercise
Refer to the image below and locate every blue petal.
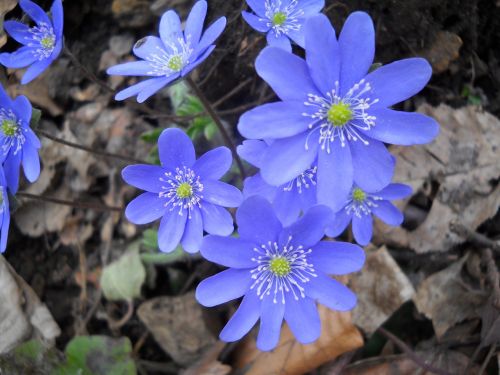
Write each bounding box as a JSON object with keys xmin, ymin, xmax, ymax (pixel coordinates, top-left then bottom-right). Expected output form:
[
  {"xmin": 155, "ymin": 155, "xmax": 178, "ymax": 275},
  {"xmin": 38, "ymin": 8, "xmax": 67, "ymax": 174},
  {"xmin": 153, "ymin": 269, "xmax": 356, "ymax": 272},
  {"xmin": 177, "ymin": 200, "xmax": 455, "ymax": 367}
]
[
  {"xmin": 0, "ymin": 47, "xmax": 37, "ymax": 69},
  {"xmin": 50, "ymin": 0, "xmax": 64, "ymax": 38},
  {"xmin": 194, "ymin": 17, "xmax": 226, "ymax": 56},
  {"xmin": 0, "ymin": 84, "xmax": 11, "ymax": 107},
  {"xmin": 132, "ymin": 36, "xmax": 164, "ymax": 60},
  {"xmin": 273, "ymin": 189, "xmax": 302, "ymax": 227},
  {"xmin": 21, "ymin": 143, "xmax": 40, "ymax": 182},
  {"xmin": 352, "ymin": 213, "xmax": 372, "ymax": 246},
  {"xmin": 107, "ymin": 61, "xmax": 160, "ymax": 76},
  {"xmin": 309, "ymin": 241, "xmax": 365, "ymax": 275},
  {"xmin": 260, "ymin": 132, "xmax": 318, "ymax": 186},
  {"xmin": 238, "ymin": 101, "xmax": 310, "ymax": 140},
  {"xmin": 3, "ymin": 21, "xmax": 31, "ymax": 44},
  {"xmin": 121, "ymin": 164, "xmax": 166, "ymax": 193},
  {"xmin": 4, "ymin": 152, "xmax": 21, "ymax": 193},
  {"xmin": 125, "ymin": 192, "xmax": 166, "ymax": 224},
  {"xmin": 300, "ymin": 0, "xmax": 325, "ymax": 15},
  {"xmin": 158, "ymin": 208, "xmax": 187, "ymax": 252},
  {"xmin": 246, "ymin": 0, "xmax": 267, "ymax": 17},
  {"xmin": 200, "ymin": 202, "xmax": 234, "ymax": 236},
  {"xmin": 220, "ymin": 292, "xmax": 261, "ymax": 342},
  {"xmin": 284, "ymin": 295, "xmax": 320, "ymax": 344},
  {"xmin": 25, "ymin": 129, "xmax": 41, "ymax": 149},
  {"xmin": 236, "ymin": 195, "xmax": 282, "ymax": 244},
  {"xmin": 377, "ymin": 183, "xmax": 412, "ymax": 200},
  {"xmin": 202, "ymin": 180, "xmax": 243, "ymax": 207},
  {"xmin": 305, "ymin": 273, "xmax": 357, "ymax": 311},
  {"xmin": 21, "ymin": 56, "xmax": 53, "ymax": 84},
  {"xmin": 350, "ymin": 139, "xmax": 394, "ymax": 192},
  {"xmin": 158, "ymin": 128, "xmax": 195, "ymax": 168},
  {"xmin": 366, "ymin": 109, "xmax": 440, "ymax": 145},
  {"xmin": 372, "ymin": 200, "xmax": 404, "ymax": 226},
  {"xmin": 305, "ymin": 14, "xmax": 339, "ymax": 95},
  {"xmin": 255, "ymin": 47, "xmax": 320, "ymax": 102},
  {"xmin": 257, "ymin": 295, "xmax": 285, "ymax": 351},
  {"xmin": 159, "ymin": 10, "xmax": 182, "ymax": 44},
  {"xmin": 185, "ymin": 0, "xmax": 207, "ymax": 45},
  {"xmin": 181, "ymin": 45, "xmax": 215, "ymax": 77},
  {"xmin": 181, "ymin": 206, "xmax": 203, "ymax": 253},
  {"xmin": 115, "ymin": 78, "xmax": 160, "ymax": 101},
  {"xmin": 192, "ymin": 146, "xmax": 231, "ymax": 180},
  {"xmin": 237, "ymin": 140, "xmax": 267, "ymax": 168},
  {"xmin": 266, "ymin": 31, "xmax": 292, "ymax": 52},
  {"xmin": 242, "ymin": 173, "xmax": 277, "ymax": 201},
  {"xmin": 200, "ymin": 235, "xmax": 256, "ymax": 268},
  {"xmin": 136, "ymin": 75, "xmax": 178, "ymax": 102},
  {"xmin": 364, "ymin": 58, "xmax": 432, "ymax": 108},
  {"xmin": 12, "ymin": 95, "xmax": 32, "ymax": 125},
  {"xmin": 0, "ymin": 207, "xmax": 10, "ymax": 253},
  {"xmin": 338, "ymin": 12, "xmax": 375, "ymax": 96},
  {"xmin": 325, "ymin": 208, "xmax": 351, "ymax": 237},
  {"xmin": 196, "ymin": 268, "xmax": 251, "ymax": 307},
  {"xmin": 242, "ymin": 11, "xmax": 270, "ymax": 33},
  {"xmin": 279, "ymin": 204, "xmax": 332, "ymax": 248},
  {"xmin": 20, "ymin": 0, "xmax": 51, "ymax": 26},
  {"xmin": 286, "ymin": 25, "xmax": 306, "ymax": 48},
  {"xmin": 317, "ymin": 143, "xmax": 353, "ymax": 211}
]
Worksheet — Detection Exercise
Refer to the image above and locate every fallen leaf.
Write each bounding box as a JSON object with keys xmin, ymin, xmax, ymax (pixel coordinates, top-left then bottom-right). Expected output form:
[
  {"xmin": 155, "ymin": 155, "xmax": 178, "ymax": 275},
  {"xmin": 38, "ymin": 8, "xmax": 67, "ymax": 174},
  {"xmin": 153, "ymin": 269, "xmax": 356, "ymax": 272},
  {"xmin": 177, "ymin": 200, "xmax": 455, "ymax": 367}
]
[
  {"xmin": 8, "ymin": 80, "xmax": 62, "ymax": 117},
  {"xmin": 0, "ymin": 0, "xmax": 17, "ymax": 48},
  {"xmin": 182, "ymin": 341, "xmax": 231, "ymax": 375},
  {"xmin": 0, "ymin": 340, "xmax": 63, "ymax": 374},
  {"xmin": 418, "ymin": 31, "xmax": 463, "ymax": 74}
]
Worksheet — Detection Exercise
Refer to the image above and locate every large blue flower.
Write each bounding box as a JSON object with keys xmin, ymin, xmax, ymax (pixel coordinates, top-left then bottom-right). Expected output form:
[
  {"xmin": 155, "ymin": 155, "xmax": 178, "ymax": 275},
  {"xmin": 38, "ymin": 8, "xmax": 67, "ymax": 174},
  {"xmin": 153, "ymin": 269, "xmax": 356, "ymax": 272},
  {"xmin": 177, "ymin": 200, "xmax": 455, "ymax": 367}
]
[
  {"xmin": 0, "ymin": 167, "xmax": 10, "ymax": 253},
  {"xmin": 326, "ymin": 183, "xmax": 412, "ymax": 246},
  {"xmin": 122, "ymin": 128, "xmax": 242, "ymax": 253},
  {"xmin": 0, "ymin": 84, "xmax": 41, "ymax": 193},
  {"xmin": 0, "ymin": 0, "xmax": 63, "ymax": 85},
  {"xmin": 196, "ymin": 196, "xmax": 365, "ymax": 351},
  {"xmin": 238, "ymin": 13, "xmax": 439, "ymax": 212},
  {"xmin": 242, "ymin": 0, "xmax": 324, "ymax": 52},
  {"xmin": 238, "ymin": 139, "xmax": 317, "ymax": 226},
  {"xmin": 107, "ymin": 0, "xmax": 226, "ymax": 103}
]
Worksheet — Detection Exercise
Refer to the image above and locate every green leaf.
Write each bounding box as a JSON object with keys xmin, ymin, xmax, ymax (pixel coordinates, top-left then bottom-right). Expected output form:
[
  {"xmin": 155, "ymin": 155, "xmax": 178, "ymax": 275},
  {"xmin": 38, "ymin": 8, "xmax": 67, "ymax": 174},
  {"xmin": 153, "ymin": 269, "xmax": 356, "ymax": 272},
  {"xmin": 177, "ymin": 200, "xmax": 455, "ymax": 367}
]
[
  {"xmin": 168, "ymin": 81, "xmax": 190, "ymax": 110},
  {"xmin": 140, "ymin": 127, "xmax": 164, "ymax": 144},
  {"xmin": 0, "ymin": 340, "xmax": 62, "ymax": 374},
  {"xmin": 141, "ymin": 229, "xmax": 158, "ymax": 250},
  {"xmin": 368, "ymin": 62, "xmax": 383, "ymax": 73},
  {"xmin": 100, "ymin": 249, "xmax": 146, "ymax": 301},
  {"xmin": 140, "ymin": 247, "xmax": 185, "ymax": 265},
  {"xmin": 29, "ymin": 108, "xmax": 42, "ymax": 129}
]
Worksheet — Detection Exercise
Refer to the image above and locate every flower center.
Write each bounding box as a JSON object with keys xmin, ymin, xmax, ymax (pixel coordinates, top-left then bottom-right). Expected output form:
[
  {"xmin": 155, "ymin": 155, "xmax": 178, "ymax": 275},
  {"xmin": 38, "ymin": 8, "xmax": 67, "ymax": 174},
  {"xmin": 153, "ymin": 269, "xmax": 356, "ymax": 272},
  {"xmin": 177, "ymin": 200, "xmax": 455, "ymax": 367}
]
[
  {"xmin": 167, "ymin": 55, "xmax": 183, "ymax": 72},
  {"xmin": 269, "ymin": 256, "xmax": 291, "ymax": 276},
  {"xmin": 272, "ymin": 12, "xmax": 287, "ymax": 26},
  {"xmin": 1, "ymin": 119, "xmax": 18, "ymax": 137},
  {"xmin": 40, "ymin": 35, "xmax": 55, "ymax": 50},
  {"xmin": 345, "ymin": 187, "xmax": 382, "ymax": 217},
  {"xmin": 352, "ymin": 187, "xmax": 366, "ymax": 202},
  {"xmin": 327, "ymin": 102, "xmax": 352, "ymax": 127},
  {"xmin": 144, "ymin": 37, "xmax": 193, "ymax": 76},
  {"xmin": 176, "ymin": 182, "xmax": 193, "ymax": 198}
]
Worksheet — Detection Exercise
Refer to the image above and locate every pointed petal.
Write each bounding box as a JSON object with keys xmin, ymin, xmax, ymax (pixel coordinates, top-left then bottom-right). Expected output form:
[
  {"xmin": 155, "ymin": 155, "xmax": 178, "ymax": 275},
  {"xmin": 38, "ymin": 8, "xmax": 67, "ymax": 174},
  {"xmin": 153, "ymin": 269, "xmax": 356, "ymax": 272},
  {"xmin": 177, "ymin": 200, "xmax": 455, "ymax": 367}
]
[
  {"xmin": 136, "ymin": 75, "xmax": 178, "ymax": 102},
  {"xmin": 3, "ymin": 21, "xmax": 31, "ymax": 44},
  {"xmin": 185, "ymin": 0, "xmax": 207, "ymax": 45},
  {"xmin": 50, "ymin": 0, "xmax": 64, "ymax": 37},
  {"xmin": 192, "ymin": 146, "xmax": 231, "ymax": 180},
  {"xmin": 20, "ymin": 0, "xmax": 51, "ymax": 25},
  {"xmin": 21, "ymin": 57, "xmax": 53, "ymax": 84},
  {"xmin": 0, "ymin": 47, "xmax": 37, "ymax": 69},
  {"xmin": 220, "ymin": 292, "xmax": 261, "ymax": 342},
  {"xmin": 107, "ymin": 61, "xmax": 161, "ymax": 76},
  {"xmin": 196, "ymin": 268, "xmax": 251, "ymax": 307},
  {"xmin": 377, "ymin": 183, "xmax": 412, "ymax": 200},
  {"xmin": 194, "ymin": 17, "xmax": 226, "ymax": 56},
  {"xmin": 372, "ymin": 200, "xmax": 404, "ymax": 226}
]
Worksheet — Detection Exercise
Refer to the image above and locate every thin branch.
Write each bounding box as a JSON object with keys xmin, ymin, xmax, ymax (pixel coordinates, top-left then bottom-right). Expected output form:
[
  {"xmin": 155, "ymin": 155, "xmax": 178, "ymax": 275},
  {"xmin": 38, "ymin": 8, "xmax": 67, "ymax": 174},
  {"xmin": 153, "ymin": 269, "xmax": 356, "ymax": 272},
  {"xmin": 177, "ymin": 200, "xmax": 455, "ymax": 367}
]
[
  {"xmin": 450, "ymin": 221, "xmax": 500, "ymax": 253},
  {"xmin": 16, "ymin": 192, "xmax": 122, "ymax": 212},
  {"xmin": 213, "ymin": 78, "xmax": 252, "ymax": 108}
]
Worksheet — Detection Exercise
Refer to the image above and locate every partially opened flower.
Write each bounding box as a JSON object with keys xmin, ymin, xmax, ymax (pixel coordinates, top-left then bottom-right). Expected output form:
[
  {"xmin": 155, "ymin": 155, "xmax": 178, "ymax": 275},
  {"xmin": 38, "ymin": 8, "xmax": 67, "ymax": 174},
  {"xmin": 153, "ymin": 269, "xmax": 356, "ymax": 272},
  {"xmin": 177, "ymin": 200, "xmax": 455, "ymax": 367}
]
[
  {"xmin": 0, "ymin": 167, "xmax": 10, "ymax": 252},
  {"xmin": 107, "ymin": 0, "xmax": 226, "ymax": 103},
  {"xmin": 0, "ymin": 84, "xmax": 41, "ymax": 193},
  {"xmin": 238, "ymin": 139, "xmax": 317, "ymax": 226},
  {"xmin": 122, "ymin": 128, "xmax": 242, "ymax": 253},
  {"xmin": 326, "ymin": 183, "xmax": 412, "ymax": 245},
  {"xmin": 242, "ymin": 0, "xmax": 324, "ymax": 52},
  {"xmin": 196, "ymin": 196, "xmax": 365, "ymax": 351},
  {"xmin": 238, "ymin": 13, "xmax": 439, "ymax": 212},
  {"xmin": 0, "ymin": 0, "xmax": 63, "ymax": 84}
]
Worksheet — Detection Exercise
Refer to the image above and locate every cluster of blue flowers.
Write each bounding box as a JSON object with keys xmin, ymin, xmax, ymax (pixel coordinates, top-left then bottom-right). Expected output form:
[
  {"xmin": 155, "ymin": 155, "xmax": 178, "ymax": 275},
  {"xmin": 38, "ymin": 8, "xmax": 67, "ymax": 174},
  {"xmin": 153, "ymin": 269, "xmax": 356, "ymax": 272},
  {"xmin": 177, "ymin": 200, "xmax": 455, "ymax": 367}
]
[{"xmin": 0, "ymin": 0, "xmax": 439, "ymax": 352}]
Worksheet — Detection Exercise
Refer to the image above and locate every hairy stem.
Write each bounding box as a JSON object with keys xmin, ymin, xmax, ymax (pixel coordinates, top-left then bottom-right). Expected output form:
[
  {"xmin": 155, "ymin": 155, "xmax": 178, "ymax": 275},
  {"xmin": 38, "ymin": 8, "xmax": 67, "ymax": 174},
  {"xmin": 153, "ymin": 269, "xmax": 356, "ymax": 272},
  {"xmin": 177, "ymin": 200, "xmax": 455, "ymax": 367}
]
[{"xmin": 16, "ymin": 192, "xmax": 122, "ymax": 212}]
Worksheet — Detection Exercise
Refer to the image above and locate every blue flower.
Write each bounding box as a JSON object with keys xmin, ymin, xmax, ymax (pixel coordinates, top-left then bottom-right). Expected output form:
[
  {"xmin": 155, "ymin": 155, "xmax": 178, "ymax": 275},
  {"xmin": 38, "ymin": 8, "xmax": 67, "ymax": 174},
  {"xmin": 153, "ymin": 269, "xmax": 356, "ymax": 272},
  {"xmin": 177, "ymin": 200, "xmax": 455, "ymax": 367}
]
[
  {"xmin": 0, "ymin": 0, "xmax": 63, "ymax": 85},
  {"xmin": 107, "ymin": 0, "xmax": 226, "ymax": 103},
  {"xmin": 326, "ymin": 183, "xmax": 412, "ymax": 246},
  {"xmin": 0, "ymin": 84, "xmax": 41, "ymax": 193},
  {"xmin": 242, "ymin": 0, "xmax": 324, "ymax": 52},
  {"xmin": 238, "ymin": 13, "xmax": 439, "ymax": 212},
  {"xmin": 0, "ymin": 167, "xmax": 10, "ymax": 253},
  {"xmin": 196, "ymin": 196, "xmax": 365, "ymax": 351},
  {"xmin": 238, "ymin": 139, "xmax": 317, "ymax": 226},
  {"xmin": 122, "ymin": 128, "xmax": 242, "ymax": 253}
]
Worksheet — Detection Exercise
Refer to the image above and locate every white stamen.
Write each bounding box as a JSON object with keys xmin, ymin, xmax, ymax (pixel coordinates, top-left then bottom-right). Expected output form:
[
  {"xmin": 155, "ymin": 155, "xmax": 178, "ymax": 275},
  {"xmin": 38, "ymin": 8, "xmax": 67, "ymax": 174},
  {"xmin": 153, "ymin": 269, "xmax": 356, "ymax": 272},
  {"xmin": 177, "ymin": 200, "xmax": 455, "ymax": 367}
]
[
  {"xmin": 345, "ymin": 188, "xmax": 383, "ymax": 218},
  {"xmin": 0, "ymin": 109, "xmax": 27, "ymax": 156},
  {"xmin": 26, "ymin": 22, "xmax": 56, "ymax": 60},
  {"xmin": 262, "ymin": 0, "xmax": 305, "ymax": 36},
  {"xmin": 144, "ymin": 35, "xmax": 193, "ymax": 76},
  {"xmin": 282, "ymin": 166, "xmax": 317, "ymax": 194}
]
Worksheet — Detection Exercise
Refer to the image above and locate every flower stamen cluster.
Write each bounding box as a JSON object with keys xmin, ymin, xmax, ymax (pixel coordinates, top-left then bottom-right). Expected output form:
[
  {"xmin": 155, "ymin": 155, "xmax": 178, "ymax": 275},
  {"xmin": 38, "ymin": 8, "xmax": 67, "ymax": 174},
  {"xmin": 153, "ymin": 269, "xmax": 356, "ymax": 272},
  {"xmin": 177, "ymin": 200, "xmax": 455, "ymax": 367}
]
[
  {"xmin": 345, "ymin": 187, "xmax": 382, "ymax": 218},
  {"xmin": 0, "ymin": 109, "xmax": 26, "ymax": 156},
  {"xmin": 27, "ymin": 23, "xmax": 57, "ymax": 60},
  {"xmin": 283, "ymin": 166, "xmax": 317, "ymax": 194},
  {"xmin": 264, "ymin": 0, "xmax": 304, "ymax": 36},
  {"xmin": 145, "ymin": 37, "xmax": 193, "ymax": 76}
]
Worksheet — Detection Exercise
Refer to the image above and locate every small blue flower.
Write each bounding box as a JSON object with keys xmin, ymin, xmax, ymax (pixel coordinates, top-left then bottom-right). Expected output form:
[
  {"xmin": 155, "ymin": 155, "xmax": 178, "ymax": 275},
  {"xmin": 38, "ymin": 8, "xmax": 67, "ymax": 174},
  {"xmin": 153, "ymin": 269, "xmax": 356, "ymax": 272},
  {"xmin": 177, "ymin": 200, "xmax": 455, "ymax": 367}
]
[
  {"xmin": 242, "ymin": 0, "xmax": 324, "ymax": 52},
  {"xmin": 238, "ymin": 13, "xmax": 439, "ymax": 212},
  {"xmin": 122, "ymin": 128, "xmax": 242, "ymax": 253},
  {"xmin": 326, "ymin": 183, "xmax": 412, "ymax": 246},
  {"xmin": 0, "ymin": 167, "xmax": 10, "ymax": 253},
  {"xmin": 0, "ymin": 0, "xmax": 63, "ymax": 84},
  {"xmin": 238, "ymin": 139, "xmax": 317, "ymax": 226},
  {"xmin": 107, "ymin": 0, "xmax": 226, "ymax": 103},
  {"xmin": 0, "ymin": 84, "xmax": 41, "ymax": 193},
  {"xmin": 196, "ymin": 196, "xmax": 365, "ymax": 351}
]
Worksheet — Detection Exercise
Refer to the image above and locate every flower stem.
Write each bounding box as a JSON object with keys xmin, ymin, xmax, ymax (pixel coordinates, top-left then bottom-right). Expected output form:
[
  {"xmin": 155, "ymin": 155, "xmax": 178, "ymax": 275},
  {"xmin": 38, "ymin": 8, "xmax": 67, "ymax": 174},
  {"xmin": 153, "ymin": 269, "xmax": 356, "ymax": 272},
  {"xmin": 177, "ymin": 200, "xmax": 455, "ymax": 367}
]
[
  {"xmin": 35, "ymin": 129, "xmax": 146, "ymax": 164},
  {"xmin": 16, "ymin": 192, "xmax": 122, "ymax": 212},
  {"xmin": 186, "ymin": 77, "xmax": 246, "ymax": 179}
]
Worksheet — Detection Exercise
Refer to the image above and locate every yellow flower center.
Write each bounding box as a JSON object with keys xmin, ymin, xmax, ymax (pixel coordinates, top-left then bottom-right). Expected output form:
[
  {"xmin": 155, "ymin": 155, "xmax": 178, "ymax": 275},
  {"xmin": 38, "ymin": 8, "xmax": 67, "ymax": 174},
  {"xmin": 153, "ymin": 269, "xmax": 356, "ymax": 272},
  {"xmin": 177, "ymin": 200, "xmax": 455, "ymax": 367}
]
[
  {"xmin": 1, "ymin": 119, "xmax": 18, "ymax": 137},
  {"xmin": 352, "ymin": 188, "xmax": 366, "ymax": 202},
  {"xmin": 327, "ymin": 102, "xmax": 353, "ymax": 127},
  {"xmin": 272, "ymin": 12, "xmax": 287, "ymax": 26},
  {"xmin": 41, "ymin": 36, "xmax": 55, "ymax": 49},
  {"xmin": 269, "ymin": 257, "xmax": 291, "ymax": 276},
  {"xmin": 167, "ymin": 55, "xmax": 183, "ymax": 71},
  {"xmin": 176, "ymin": 182, "xmax": 193, "ymax": 199}
]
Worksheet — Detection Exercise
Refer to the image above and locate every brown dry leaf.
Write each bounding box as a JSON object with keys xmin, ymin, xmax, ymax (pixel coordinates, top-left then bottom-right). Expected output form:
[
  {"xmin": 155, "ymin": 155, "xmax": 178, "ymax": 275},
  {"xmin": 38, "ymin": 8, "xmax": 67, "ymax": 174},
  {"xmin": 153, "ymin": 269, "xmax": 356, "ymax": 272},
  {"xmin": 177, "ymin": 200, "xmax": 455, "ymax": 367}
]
[
  {"xmin": 418, "ymin": 31, "xmax": 463, "ymax": 74},
  {"xmin": 8, "ymin": 80, "xmax": 62, "ymax": 117},
  {"xmin": 0, "ymin": 0, "xmax": 17, "ymax": 48},
  {"xmin": 413, "ymin": 253, "xmax": 487, "ymax": 338},
  {"xmin": 137, "ymin": 292, "xmax": 216, "ymax": 366},
  {"xmin": 59, "ymin": 213, "xmax": 94, "ymax": 246},
  {"xmin": 234, "ymin": 305, "xmax": 363, "ymax": 375},
  {"xmin": 350, "ymin": 246, "xmax": 415, "ymax": 334},
  {"xmin": 182, "ymin": 341, "xmax": 231, "ymax": 375},
  {"xmin": 375, "ymin": 104, "xmax": 500, "ymax": 253}
]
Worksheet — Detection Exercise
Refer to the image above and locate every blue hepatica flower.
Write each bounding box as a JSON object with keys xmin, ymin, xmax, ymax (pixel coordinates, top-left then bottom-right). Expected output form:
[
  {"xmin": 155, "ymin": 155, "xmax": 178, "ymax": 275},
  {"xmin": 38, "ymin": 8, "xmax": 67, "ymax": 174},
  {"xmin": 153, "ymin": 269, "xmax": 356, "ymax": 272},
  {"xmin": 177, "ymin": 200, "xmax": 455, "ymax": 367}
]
[
  {"xmin": 196, "ymin": 196, "xmax": 365, "ymax": 351},
  {"xmin": 0, "ymin": 0, "xmax": 63, "ymax": 85},
  {"xmin": 0, "ymin": 84, "xmax": 41, "ymax": 193},
  {"xmin": 107, "ymin": 0, "xmax": 226, "ymax": 103},
  {"xmin": 238, "ymin": 139, "xmax": 317, "ymax": 226},
  {"xmin": 326, "ymin": 183, "xmax": 412, "ymax": 246},
  {"xmin": 242, "ymin": 0, "xmax": 324, "ymax": 52},
  {"xmin": 0, "ymin": 167, "xmax": 10, "ymax": 252},
  {"xmin": 122, "ymin": 128, "xmax": 242, "ymax": 253},
  {"xmin": 238, "ymin": 13, "xmax": 439, "ymax": 212}
]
